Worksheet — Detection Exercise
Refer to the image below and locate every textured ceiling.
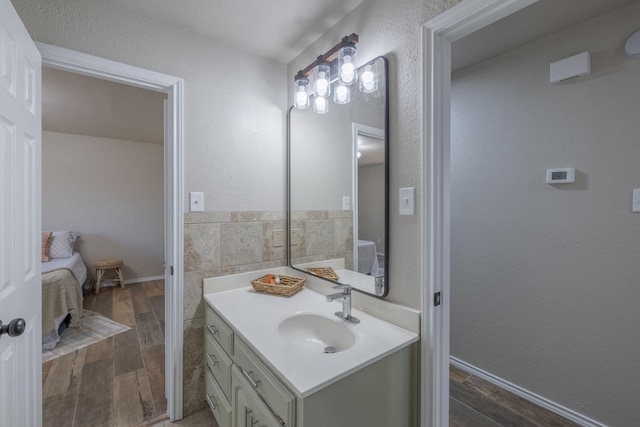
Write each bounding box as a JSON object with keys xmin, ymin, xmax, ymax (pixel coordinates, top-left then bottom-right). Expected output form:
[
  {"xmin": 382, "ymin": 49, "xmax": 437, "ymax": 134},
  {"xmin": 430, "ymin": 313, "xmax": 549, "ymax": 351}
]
[{"xmin": 110, "ymin": 0, "xmax": 365, "ymax": 64}]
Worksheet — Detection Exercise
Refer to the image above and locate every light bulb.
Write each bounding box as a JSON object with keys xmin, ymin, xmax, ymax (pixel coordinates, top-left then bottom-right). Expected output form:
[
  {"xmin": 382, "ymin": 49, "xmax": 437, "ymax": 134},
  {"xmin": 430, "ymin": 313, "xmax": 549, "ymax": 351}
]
[
  {"xmin": 334, "ymin": 84, "xmax": 350, "ymax": 104},
  {"xmin": 295, "ymin": 89, "xmax": 308, "ymax": 109},
  {"xmin": 313, "ymin": 63, "xmax": 331, "ymax": 98},
  {"xmin": 313, "ymin": 96, "xmax": 329, "ymax": 114},
  {"xmin": 359, "ymin": 65, "xmax": 377, "ymax": 93},
  {"xmin": 316, "ymin": 72, "xmax": 329, "ymax": 97},
  {"xmin": 341, "ymin": 57, "xmax": 355, "ymax": 84},
  {"xmin": 293, "ymin": 75, "xmax": 309, "ymax": 109},
  {"xmin": 338, "ymin": 45, "xmax": 357, "ymax": 86}
]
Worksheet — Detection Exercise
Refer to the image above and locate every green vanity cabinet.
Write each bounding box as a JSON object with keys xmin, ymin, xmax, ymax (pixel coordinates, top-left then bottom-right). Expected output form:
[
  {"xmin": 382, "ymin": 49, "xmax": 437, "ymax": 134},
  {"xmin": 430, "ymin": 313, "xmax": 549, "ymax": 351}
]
[{"xmin": 204, "ymin": 299, "xmax": 417, "ymax": 427}]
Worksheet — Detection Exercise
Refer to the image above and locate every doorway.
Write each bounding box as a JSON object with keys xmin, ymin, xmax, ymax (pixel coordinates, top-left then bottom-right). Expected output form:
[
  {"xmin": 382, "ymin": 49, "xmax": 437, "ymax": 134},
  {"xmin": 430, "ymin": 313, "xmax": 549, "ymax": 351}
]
[
  {"xmin": 38, "ymin": 42, "xmax": 185, "ymax": 421},
  {"xmin": 41, "ymin": 66, "xmax": 167, "ymax": 425},
  {"xmin": 424, "ymin": 1, "xmax": 639, "ymax": 426}
]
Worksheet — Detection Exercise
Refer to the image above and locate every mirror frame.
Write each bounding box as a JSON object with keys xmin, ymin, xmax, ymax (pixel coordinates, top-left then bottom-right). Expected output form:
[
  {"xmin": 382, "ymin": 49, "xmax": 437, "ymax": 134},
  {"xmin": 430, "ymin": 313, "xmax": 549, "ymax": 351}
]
[{"xmin": 286, "ymin": 55, "xmax": 389, "ymax": 297}]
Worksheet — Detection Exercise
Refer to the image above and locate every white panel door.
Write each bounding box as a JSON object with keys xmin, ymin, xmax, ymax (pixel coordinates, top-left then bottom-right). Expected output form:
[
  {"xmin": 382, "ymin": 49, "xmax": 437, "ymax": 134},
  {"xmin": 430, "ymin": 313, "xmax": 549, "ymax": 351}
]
[{"xmin": 0, "ymin": 1, "xmax": 42, "ymax": 426}]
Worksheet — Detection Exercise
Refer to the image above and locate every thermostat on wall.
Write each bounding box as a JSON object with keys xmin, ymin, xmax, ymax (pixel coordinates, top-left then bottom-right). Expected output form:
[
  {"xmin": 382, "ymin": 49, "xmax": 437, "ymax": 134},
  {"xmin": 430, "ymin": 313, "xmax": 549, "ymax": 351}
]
[{"xmin": 546, "ymin": 167, "xmax": 575, "ymax": 184}]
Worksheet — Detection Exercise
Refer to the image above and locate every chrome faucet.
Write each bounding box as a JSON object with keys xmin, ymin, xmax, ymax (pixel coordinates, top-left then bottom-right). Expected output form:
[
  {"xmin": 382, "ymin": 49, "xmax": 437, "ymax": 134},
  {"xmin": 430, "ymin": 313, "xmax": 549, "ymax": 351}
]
[{"xmin": 326, "ymin": 284, "xmax": 360, "ymax": 324}]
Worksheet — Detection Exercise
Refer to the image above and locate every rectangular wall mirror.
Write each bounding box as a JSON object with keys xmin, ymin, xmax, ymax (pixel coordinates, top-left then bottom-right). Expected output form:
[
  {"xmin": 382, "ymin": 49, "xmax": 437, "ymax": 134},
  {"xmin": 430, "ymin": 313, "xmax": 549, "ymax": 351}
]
[{"xmin": 287, "ymin": 56, "xmax": 389, "ymax": 297}]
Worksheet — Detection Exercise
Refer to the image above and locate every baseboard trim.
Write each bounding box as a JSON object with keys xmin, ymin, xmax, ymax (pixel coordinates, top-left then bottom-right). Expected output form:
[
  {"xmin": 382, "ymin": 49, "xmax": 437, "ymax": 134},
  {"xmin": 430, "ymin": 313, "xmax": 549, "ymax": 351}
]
[
  {"xmin": 123, "ymin": 275, "xmax": 164, "ymax": 285},
  {"xmin": 450, "ymin": 356, "xmax": 606, "ymax": 427}
]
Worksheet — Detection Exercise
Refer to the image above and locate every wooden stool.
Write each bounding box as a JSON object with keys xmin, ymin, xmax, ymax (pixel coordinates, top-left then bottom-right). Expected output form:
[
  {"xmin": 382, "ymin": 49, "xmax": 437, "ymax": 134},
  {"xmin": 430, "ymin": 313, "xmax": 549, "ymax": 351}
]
[{"xmin": 95, "ymin": 258, "xmax": 125, "ymax": 295}]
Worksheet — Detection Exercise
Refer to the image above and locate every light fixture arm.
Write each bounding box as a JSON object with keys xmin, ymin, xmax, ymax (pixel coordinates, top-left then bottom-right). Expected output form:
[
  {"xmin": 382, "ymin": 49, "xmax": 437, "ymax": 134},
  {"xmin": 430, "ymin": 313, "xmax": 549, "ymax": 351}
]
[{"xmin": 295, "ymin": 33, "xmax": 359, "ymax": 79}]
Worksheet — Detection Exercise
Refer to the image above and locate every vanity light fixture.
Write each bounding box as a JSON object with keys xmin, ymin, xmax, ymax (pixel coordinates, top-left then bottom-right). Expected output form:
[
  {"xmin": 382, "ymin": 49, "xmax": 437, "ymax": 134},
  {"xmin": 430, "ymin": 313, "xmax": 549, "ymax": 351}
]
[{"xmin": 292, "ymin": 33, "xmax": 375, "ymax": 112}]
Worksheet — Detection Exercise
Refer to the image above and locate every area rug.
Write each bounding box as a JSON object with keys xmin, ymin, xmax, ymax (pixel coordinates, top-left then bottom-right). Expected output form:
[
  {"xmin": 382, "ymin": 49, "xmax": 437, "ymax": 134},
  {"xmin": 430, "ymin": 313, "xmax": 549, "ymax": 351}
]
[{"xmin": 42, "ymin": 310, "xmax": 130, "ymax": 363}]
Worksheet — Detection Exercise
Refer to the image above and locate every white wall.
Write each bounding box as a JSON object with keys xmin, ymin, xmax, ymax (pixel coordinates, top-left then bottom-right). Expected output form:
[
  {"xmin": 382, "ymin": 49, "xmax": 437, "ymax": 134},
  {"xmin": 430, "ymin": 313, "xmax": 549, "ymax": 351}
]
[
  {"xmin": 288, "ymin": 0, "xmax": 462, "ymax": 308},
  {"xmin": 12, "ymin": 0, "xmax": 287, "ymax": 212},
  {"xmin": 450, "ymin": 3, "xmax": 640, "ymax": 425},
  {"xmin": 43, "ymin": 131, "xmax": 164, "ymax": 281}
]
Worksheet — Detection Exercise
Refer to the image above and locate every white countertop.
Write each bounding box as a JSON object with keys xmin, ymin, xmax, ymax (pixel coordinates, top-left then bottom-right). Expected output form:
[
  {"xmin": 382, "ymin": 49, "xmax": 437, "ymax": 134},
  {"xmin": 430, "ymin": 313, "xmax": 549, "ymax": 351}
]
[{"xmin": 204, "ymin": 286, "xmax": 419, "ymax": 398}]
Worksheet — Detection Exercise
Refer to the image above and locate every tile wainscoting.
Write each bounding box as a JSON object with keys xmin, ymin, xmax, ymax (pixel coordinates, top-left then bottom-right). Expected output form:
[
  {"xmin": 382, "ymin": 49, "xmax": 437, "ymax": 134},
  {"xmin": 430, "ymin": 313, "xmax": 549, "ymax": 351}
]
[{"xmin": 182, "ymin": 211, "xmax": 287, "ymax": 415}]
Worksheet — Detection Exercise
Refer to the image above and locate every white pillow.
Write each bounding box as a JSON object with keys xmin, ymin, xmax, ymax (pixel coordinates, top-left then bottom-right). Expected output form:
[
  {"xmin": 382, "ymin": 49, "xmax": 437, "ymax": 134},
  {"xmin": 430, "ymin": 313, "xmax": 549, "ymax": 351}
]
[{"xmin": 48, "ymin": 231, "xmax": 79, "ymax": 258}]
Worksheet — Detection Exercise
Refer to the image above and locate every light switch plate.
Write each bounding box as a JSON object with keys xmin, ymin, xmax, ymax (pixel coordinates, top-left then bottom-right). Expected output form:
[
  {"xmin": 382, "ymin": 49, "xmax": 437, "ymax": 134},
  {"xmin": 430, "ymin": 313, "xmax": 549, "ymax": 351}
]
[
  {"xmin": 399, "ymin": 187, "xmax": 415, "ymax": 215},
  {"xmin": 189, "ymin": 192, "xmax": 204, "ymax": 212},
  {"xmin": 633, "ymin": 189, "xmax": 640, "ymax": 213}
]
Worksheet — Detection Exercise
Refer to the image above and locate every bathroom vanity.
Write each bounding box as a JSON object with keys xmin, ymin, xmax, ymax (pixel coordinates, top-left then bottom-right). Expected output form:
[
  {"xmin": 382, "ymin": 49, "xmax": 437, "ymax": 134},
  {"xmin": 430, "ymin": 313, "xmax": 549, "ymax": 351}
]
[{"xmin": 203, "ymin": 269, "xmax": 420, "ymax": 427}]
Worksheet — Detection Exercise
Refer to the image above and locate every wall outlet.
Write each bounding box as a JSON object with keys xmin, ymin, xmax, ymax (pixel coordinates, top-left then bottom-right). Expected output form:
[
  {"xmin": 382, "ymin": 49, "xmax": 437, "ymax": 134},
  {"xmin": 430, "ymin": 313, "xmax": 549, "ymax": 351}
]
[
  {"xmin": 273, "ymin": 230, "xmax": 284, "ymax": 247},
  {"xmin": 343, "ymin": 196, "xmax": 351, "ymax": 210}
]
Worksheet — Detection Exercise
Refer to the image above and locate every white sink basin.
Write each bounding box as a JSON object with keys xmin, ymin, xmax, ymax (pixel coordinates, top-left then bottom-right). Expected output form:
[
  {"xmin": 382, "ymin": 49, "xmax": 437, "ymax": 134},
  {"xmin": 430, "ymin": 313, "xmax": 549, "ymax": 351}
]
[{"xmin": 278, "ymin": 313, "xmax": 356, "ymax": 353}]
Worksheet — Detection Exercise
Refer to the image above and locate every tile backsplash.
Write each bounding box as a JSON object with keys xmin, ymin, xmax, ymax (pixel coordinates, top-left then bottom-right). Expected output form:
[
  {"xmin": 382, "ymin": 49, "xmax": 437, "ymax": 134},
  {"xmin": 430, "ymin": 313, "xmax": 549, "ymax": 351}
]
[{"xmin": 290, "ymin": 210, "xmax": 354, "ymax": 270}]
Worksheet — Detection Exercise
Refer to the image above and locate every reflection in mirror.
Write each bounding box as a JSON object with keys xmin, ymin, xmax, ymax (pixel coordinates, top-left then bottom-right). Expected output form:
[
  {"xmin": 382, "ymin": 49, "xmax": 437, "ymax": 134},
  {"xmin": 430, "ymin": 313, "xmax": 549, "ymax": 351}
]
[{"xmin": 288, "ymin": 56, "xmax": 388, "ymax": 297}]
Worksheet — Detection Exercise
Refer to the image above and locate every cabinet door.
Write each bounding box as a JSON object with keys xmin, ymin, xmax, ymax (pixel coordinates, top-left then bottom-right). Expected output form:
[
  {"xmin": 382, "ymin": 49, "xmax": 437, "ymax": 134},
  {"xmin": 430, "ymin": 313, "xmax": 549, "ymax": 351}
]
[{"xmin": 232, "ymin": 366, "xmax": 285, "ymax": 427}]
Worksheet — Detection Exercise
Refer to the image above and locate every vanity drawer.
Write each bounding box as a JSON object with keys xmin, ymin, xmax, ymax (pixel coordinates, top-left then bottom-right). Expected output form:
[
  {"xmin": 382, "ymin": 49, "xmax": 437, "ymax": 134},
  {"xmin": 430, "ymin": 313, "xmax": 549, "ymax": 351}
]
[
  {"xmin": 206, "ymin": 303, "xmax": 234, "ymax": 355},
  {"xmin": 234, "ymin": 338, "xmax": 295, "ymax": 427},
  {"xmin": 206, "ymin": 367, "xmax": 232, "ymax": 427},
  {"xmin": 231, "ymin": 365, "xmax": 286, "ymax": 427},
  {"xmin": 205, "ymin": 329, "xmax": 233, "ymax": 399}
]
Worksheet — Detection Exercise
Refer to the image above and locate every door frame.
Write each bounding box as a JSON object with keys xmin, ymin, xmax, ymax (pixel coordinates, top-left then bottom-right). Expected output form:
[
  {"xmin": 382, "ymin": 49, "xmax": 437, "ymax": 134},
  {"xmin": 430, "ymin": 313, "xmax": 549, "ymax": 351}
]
[
  {"xmin": 351, "ymin": 122, "xmax": 385, "ymax": 271},
  {"xmin": 37, "ymin": 42, "xmax": 185, "ymax": 420},
  {"xmin": 420, "ymin": 1, "xmax": 537, "ymax": 426}
]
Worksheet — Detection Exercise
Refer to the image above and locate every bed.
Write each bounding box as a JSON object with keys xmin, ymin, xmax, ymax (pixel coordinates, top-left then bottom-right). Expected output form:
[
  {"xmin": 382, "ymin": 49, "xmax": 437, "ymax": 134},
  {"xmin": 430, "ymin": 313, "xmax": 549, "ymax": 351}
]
[{"xmin": 41, "ymin": 252, "xmax": 87, "ymax": 349}]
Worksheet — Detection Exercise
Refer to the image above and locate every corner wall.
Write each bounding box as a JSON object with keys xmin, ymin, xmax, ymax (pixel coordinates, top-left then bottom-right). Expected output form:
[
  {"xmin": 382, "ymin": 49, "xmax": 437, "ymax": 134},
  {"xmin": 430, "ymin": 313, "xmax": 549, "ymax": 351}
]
[{"xmin": 450, "ymin": 3, "xmax": 640, "ymax": 425}]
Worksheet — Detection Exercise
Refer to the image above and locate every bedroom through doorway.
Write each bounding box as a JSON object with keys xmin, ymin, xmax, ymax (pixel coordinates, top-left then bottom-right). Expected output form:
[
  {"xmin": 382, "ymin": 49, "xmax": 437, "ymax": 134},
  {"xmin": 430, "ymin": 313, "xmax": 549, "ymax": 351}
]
[{"xmin": 40, "ymin": 66, "xmax": 169, "ymax": 425}]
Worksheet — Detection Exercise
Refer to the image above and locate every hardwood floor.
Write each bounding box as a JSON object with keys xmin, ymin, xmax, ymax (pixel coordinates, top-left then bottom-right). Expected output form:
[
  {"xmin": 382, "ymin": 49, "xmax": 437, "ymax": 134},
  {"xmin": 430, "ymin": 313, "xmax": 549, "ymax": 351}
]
[
  {"xmin": 449, "ymin": 365, "xmax": 580, "ymax": 427},
  {"xmin": 42, "ymin": 281, "xmax": 167, "ymax": 427}
]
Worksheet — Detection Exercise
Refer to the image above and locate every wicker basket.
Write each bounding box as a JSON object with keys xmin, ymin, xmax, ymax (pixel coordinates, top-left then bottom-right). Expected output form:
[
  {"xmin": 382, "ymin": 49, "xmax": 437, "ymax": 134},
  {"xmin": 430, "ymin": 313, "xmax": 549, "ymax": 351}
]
[
  {"xmin": 250, "ymin": 274, "xmax": 305, "ymax": 297},
  {"xmin": 305, "ymin": 267, "xmax": 340, "ymax": 281}
]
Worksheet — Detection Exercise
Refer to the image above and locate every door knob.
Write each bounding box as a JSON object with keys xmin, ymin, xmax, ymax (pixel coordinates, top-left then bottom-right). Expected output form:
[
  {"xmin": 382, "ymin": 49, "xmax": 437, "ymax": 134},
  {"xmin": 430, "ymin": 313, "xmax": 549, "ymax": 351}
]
[{"xmin": 0, "ymin": 318, "xmax": 26, "ymax": 339}]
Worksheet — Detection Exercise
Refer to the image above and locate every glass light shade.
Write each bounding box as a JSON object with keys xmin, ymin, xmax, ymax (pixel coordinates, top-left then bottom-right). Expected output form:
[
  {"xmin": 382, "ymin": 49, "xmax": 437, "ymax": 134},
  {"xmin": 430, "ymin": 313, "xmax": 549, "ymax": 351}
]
[
  {"xmin": 338, "ymin": 45, "xmax": 358, "ymax": 85},
  {"xmin": 313, "ymin": 95, "xmax": 329, "ymax": 114},
  {"xmin": 313, "ymin": 63, "xmax": 331, "ymax": 98},
  {"xmin": 334, "ymin": 84, "xmax": 350, "ymax": 104},
  {"xmin": 293, "ymin": 76, "xmax": 309, "ymax": 109},
  {"xmin": 359, "ymin": 64, "xmax": 377, "ymax": 93}
]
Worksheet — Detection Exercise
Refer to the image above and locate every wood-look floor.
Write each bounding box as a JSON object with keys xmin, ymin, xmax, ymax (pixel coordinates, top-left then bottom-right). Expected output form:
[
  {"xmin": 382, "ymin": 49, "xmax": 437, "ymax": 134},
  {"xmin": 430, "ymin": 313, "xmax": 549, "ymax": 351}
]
[
  {"xmin": 450, "ymin": 365, "xmax": 580, "ymax": 427},
  {"xmin": 42, "ymin": 281, "xmax": 167, "ymax": 427}
]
